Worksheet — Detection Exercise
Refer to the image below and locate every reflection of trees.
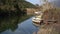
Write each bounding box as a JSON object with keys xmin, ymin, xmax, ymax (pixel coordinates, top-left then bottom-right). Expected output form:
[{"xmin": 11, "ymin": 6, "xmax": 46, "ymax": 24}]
[
  {"xmin": 0, "ymin": 16, "xmax": 19, "ymax": 33},
  {"xmin": 0, "ymin": 15, "xmax": 31, "ymax": 33}
]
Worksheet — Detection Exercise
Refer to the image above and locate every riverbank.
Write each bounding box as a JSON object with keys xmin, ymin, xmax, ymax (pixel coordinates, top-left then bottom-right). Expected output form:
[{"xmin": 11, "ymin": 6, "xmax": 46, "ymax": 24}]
[
  {"xmin": 33, "ymin": 23, "xmax": 60, "ymax": 34},
  {"xmin": 33, "ymin": 8, "xmax": 60, "ymax": 34}
]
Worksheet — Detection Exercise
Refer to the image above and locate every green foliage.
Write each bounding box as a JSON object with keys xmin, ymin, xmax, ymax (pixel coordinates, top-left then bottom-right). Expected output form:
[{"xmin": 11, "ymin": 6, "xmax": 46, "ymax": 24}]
[
  {"xmin": 0, "ymin": 0, "xmax": 35, "ymax": 17},
  {"xmin": 0, "ymin": 0, "xmax": 35, "ymax": 9}
]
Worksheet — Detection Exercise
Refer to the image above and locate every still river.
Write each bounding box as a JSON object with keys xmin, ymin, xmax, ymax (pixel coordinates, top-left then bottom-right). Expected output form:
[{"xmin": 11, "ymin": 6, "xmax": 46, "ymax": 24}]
[{"xmin": 0, "ymin": 17, "xmax": 38, "ymax": 34}]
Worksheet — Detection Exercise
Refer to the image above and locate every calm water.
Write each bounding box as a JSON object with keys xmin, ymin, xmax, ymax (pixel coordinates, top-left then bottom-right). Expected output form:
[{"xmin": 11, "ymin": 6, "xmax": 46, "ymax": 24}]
[{"xmin": 0, "ymin": 16, "xmax": 38, "ymax": 34}]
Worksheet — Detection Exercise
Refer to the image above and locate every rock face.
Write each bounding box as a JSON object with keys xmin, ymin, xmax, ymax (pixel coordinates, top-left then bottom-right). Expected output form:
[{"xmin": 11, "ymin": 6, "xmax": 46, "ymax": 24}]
[{"xmin": 26, "ymin": 8, "xmax": 40, "ymax": 15}]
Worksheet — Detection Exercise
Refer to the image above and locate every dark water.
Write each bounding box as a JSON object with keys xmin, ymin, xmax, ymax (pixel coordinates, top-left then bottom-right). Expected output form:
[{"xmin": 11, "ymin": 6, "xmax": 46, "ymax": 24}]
[{"xmin": 0, "ymin": 16, "xmax": 38, "ymax": 34}]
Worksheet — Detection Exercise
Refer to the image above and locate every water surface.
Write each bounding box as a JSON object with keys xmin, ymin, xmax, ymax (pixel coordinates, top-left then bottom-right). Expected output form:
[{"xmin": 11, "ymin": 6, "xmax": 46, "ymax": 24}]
[{"xmin": 0, "ymin": 17, "xmax": 38, "ymax": 34}]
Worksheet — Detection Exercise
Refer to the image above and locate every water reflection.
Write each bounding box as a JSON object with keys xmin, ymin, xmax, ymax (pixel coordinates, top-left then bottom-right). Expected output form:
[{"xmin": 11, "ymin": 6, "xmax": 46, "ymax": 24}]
[
  {"xmin": 0, "ymin": 16, "xmax": 20, "ymax": 33},
  {"xmin": 0, "ymin": 16, "xmax": 38, "ymax": 34}
]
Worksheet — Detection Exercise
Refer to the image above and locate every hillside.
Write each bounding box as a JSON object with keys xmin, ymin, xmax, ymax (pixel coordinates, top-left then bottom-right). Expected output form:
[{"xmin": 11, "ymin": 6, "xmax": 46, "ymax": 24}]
[
  {"xmin": 0, "ymin": 0, "xmax": 35, "ymax": 8},
  {"xmin": 0, "ymin": 0, "xmax": 36, "ymax": 17}
]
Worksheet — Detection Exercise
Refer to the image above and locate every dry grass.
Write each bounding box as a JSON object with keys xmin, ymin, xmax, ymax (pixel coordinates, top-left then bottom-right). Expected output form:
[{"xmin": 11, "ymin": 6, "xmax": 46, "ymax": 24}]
[
  {"xmin": 33, "ymin": 25, "xmax": 60, "ymax": 34},
  {"xmin": 33, "ymin": 8, "xmax": 60, "ymax": 34},
  {"xmin": 37, "ymin": 25, "xmax": 59, "ymax": 34},
  {"xmin": 37, "ymin": 8, "xmax": 60, "ymax": 34}
]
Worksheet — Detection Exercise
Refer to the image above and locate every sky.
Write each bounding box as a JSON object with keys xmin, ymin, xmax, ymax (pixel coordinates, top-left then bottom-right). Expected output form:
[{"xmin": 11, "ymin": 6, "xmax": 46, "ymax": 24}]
[
  {"xmin": 26, "ymin": 0, "xmax": 43, "ymax": 5},
  {"xmin": 26, "ymin": 0, "xmax": 55, "ymax": 5}
]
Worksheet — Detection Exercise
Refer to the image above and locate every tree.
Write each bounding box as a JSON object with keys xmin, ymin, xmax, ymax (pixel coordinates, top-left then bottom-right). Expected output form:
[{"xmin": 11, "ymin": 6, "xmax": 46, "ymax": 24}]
[
  {"xmin": 42, "ymin": 0, "xmax": 48, "ymax": 2},
  {"xmin": 35, "ymin": 4, "xmax": 39, "ymax": 7}
]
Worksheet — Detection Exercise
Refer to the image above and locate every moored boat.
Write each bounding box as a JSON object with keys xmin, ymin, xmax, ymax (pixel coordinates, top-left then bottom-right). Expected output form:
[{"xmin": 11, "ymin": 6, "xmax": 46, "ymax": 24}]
[{"xmin": 32, "ymin": 11, "xmax": 43, "ymax": 25}]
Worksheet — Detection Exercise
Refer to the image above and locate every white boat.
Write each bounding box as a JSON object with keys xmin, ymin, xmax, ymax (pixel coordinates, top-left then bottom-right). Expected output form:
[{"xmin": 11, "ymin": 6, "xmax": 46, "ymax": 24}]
[{"xmin": 32, "ymin": 11, "xmax": 43, "ymax": 24}]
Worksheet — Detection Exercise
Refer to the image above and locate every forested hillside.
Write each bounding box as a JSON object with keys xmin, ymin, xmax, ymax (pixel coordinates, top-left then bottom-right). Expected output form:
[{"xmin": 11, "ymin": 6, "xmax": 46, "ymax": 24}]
[{"xmin": 0, "ymin": 0, "xmax": 36, "ymax": 17}]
